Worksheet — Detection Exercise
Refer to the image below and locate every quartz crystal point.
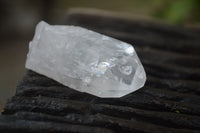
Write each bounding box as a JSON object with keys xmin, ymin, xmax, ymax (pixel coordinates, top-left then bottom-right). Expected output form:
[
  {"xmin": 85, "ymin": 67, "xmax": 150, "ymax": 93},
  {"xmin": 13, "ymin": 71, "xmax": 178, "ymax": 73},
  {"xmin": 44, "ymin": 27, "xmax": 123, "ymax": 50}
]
[{"xmin": 26, "ymin": 21, "xmax": 146, "ymax": 98}]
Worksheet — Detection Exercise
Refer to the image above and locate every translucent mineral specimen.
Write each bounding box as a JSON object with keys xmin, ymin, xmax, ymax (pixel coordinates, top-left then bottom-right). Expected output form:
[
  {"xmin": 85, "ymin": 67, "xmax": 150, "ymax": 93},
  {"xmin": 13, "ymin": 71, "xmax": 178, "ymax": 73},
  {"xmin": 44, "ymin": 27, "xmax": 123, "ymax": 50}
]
[{"xmin": 26, "ymin": 21, "xmax": 146, "ymax": 98}]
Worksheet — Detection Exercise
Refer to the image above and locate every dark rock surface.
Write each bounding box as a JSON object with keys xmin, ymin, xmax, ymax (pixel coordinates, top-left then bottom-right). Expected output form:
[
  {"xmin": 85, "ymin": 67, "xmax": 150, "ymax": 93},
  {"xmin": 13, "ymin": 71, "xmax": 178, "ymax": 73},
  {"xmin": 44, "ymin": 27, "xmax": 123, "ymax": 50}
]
[{"xmin": 0, "ymin": 9, "xmax": 200, "ymax": 133}]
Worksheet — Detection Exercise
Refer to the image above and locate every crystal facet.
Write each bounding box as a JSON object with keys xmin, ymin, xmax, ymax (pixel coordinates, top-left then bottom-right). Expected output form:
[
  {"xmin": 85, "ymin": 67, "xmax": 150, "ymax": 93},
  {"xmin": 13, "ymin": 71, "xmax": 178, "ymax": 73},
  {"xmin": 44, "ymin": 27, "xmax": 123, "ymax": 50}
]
[{"xmin": 26, "ymin": 21, "xmax": 146, "ymax": 98}]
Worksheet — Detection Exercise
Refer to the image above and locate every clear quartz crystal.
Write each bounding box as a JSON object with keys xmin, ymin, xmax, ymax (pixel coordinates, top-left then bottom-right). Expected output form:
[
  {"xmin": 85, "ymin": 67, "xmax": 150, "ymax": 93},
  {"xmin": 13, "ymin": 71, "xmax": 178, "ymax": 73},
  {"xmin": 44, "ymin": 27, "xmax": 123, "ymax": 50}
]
[{"xmin": 26, "ymin": 21, "xmax": 146, "ymax": 98}]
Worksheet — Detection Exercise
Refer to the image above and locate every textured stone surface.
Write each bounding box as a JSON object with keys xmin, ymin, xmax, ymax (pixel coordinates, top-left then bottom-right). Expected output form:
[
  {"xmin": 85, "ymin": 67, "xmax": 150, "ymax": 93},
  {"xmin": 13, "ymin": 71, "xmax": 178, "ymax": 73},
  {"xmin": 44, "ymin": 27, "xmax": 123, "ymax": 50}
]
[{"xmin": 25, "ymin": 21, "xmax": 146, "ymax": 98}]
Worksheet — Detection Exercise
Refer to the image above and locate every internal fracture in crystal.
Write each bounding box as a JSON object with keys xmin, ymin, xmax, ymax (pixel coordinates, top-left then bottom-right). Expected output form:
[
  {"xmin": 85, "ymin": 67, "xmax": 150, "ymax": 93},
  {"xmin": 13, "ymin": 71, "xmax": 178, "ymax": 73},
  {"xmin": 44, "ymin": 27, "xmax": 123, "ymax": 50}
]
[{"xmin": 26, "ymin": 21, "xmax": 146, "ymax": 98}]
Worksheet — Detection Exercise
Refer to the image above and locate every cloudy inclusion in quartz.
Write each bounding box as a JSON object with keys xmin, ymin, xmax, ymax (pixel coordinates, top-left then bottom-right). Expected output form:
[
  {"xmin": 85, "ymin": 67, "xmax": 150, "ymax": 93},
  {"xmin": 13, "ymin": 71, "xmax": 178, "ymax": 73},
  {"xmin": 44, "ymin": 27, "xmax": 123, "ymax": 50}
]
[{"xmin": 26, "ymin": 21, "xmax": 146, "ymax": 98}]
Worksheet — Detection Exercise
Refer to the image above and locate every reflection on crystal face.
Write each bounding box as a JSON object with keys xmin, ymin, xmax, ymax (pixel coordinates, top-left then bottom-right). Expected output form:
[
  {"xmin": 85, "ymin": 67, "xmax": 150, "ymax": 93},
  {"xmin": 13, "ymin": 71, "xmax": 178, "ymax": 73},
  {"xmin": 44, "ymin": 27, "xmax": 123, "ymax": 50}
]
[
  {"xmin": 119, "ymin": 65, "xmax": 132, "ymax": 75},
  {"xmin": 111, "ymin": 61, "xmax": 136, "ymax": 85},
  {"xmin": 26, "ymin": 21, "xmax": 146, "ymax": 98},
  {"xmin": 125, "ymin": 46, "xmax": 134, "ymax": 55}
]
